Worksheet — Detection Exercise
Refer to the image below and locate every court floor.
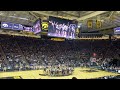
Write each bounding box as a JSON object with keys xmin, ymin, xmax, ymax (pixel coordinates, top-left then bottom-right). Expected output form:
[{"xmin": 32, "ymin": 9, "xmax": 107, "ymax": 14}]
[{"xmin": 0, "ymin": 67, "xmax": 119, "ymax": 79}]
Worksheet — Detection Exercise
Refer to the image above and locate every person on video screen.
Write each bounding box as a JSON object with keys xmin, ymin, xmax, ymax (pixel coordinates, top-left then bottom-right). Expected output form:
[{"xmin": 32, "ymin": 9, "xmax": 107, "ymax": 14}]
[
  {"xmin": 71, "ymin": 25, "xmax": 75, "ymax": 38},
  {"xmin": 49, "ymin": 21, "xmax": 52, "ymax": 33},
  {"xmin": 64, "ymin": 25, "xmax": 68, "ymax": 37},
  {"xmin": 58, "ymin": 24, "xmax": 62, "ymax": 36},
  {"xmin": 66, "ymin": 23, "xmax": 70, "ymax": 37},
  {"xmin": 55, "ymin": 23, "xmax": 59, "ymax": 36},
  {"xmin": 62, "ymin": 23, "xmax": 66, "ymax": 37},
  {"xmin": 59, "ymin": 24, "xmax": 62, "ymax": 36},
  {"xmin": 68, "ymin": 24, "xmax": 75, "ymax": 38},
  {"xmin": 49, "ymin": 21, "xmax": 56, "ymax": 33},
  {"xmin": 68, "ymin": 25, "xmax": 72, "ymax": 38},
  {"xmin": 72, "ymin": 24, "xmax": 76, "ymax": 38},
  {"xmin": 54, "ymin": 21, "xmax": 58, "ymax": 35},
  {"xmin": 60, "ymin": 24, "xmax": 64, "ymax": 37}
]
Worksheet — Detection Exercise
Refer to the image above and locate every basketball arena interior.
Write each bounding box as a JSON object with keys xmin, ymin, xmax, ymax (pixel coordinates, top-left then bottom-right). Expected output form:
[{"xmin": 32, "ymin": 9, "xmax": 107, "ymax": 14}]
[{"xmin": 0, "ymin": 11, "xmax": 120, "ymax": 79}]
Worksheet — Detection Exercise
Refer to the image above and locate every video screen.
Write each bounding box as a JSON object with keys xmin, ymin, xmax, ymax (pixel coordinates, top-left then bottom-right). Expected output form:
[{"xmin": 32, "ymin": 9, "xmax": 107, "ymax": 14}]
[
  {"xmin": 1, "ymin": 22, "xmax": 23, "ymax": 30},
  {"xmin": 114, "ymin": 27, "xmax": 120, "ymax": 34},
  {"xmin": 33, "ymin": 19, "xmax": 41, "ymax": 34},
  {"xmin": 48, "ymin": 16, "xmax": 78, "ymax": 39},
  {"xmin": 1, "ymin": 22, "xmax": 13, "ymax": 29}
]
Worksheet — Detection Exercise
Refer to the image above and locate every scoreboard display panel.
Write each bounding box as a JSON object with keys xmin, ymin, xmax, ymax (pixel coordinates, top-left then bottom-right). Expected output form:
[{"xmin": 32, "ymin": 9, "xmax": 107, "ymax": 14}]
[
  {"xmin": 33, "ymin": 19, "xmax": 42, "ymax": 34},
  {"xmin": 48, "ymin": 16, "xmax": 78, "ymax": 39}
]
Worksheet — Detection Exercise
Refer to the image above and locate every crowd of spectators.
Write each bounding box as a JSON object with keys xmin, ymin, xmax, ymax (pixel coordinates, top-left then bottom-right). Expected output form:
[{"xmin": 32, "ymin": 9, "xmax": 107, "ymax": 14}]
[{"xmin": 0, "ymin": 34, "xmax": 120, "ymax": 74}]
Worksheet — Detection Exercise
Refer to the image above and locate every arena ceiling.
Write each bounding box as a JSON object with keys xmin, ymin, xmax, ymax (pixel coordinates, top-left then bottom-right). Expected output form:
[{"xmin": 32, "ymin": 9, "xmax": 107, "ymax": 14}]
[{"xmin": 0, "ymin": 11, "xmax": 120, "ymax": 34}]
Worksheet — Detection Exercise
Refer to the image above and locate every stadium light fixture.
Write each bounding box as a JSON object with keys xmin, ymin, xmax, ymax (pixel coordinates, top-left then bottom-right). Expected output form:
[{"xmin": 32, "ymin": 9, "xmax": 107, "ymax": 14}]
[{"xmin": 0, "ymin": 13, "xmax": 3, "ymax": 15}]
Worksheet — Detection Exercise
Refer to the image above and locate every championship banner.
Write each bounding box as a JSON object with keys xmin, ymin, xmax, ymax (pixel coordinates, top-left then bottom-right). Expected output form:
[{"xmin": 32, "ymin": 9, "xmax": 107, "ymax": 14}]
[
  {"xmin": 96, "ymin": 20, "xmax": 102, "ymax": 28},
  {"xmin": 87, "ymin": 20, "xmax": 93, "ymax": 28},
  {"xmin": 42, "ymin": 20, "xmax": 48, "ymax": 32}
]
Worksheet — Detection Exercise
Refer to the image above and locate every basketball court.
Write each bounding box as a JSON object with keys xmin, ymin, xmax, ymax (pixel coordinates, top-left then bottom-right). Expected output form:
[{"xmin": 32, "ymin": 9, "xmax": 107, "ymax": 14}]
[{"xmin": 0, "ymin": 67, "xmax": 119, "ymax": 79}]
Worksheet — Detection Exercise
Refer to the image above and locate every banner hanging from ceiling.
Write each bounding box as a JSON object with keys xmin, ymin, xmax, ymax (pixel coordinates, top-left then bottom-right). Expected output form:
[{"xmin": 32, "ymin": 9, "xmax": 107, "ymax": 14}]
[
  {"xmin": 87, "ymin": 20, "xmax": 93, "ymax": 28},
  {"xmin": 96, "ymin": 20, "xmax": 102, "ymax": 29}
]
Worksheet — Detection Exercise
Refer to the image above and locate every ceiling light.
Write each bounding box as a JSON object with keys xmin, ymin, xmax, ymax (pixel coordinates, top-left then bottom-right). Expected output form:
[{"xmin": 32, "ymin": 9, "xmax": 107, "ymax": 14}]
[
  {"xmin": 77, "ymin": 23, "xmax": 82, "ymax": 28},
  {"xmin": 117, "ymin": 11, "xmax": 120, "ymax": 13},
  {"xmin": 100, "ymin": 20, "xmax": 104, "ymax": 22},
  {"xmin": 0, "ymin": 13, "xmax": 3, "ymax": 15},
  {"xmin": 78, "ymin": 25, "xmax": 81, "ymax": 28}
]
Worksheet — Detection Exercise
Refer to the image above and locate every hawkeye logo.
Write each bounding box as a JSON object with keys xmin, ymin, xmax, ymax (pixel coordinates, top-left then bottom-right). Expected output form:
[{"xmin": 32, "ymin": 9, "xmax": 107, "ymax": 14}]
[
  {"xmin": 42, "ymin": 22, "xmax": 48, "ymax": 30},
  {"xmin": 2, "ymin": 23, "xmax": 8, "ymax": 27}
]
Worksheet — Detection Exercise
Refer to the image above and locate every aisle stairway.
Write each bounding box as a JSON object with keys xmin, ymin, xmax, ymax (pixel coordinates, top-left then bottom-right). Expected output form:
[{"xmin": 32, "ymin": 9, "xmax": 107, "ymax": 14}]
[
  {"xmin": 15, "ymin": 41, "xmax": 29, "ymax": 65},
  {"xmin": 0, "ymin": 43, "xmax": 9, "ymax": 66}
]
